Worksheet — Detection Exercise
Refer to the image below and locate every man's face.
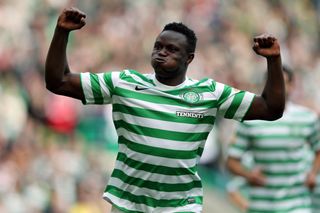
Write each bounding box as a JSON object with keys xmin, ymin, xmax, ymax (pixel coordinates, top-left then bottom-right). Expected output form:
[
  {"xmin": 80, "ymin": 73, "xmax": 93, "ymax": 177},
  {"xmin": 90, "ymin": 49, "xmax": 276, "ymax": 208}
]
[{"xmin": 151, "ymin": 30, "xmax": 193, "ymax": 78}]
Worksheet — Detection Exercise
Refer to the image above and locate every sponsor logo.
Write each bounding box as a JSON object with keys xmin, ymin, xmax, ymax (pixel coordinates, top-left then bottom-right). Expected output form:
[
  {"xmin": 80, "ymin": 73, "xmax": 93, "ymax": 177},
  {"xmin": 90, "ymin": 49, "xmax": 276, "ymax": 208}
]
[
  {"xmin": 187, "ymin": 197, "xmax": 196, "ymax": 204},
  {"xmin": 176, "ymin": 111, "xmax": 204, "ymax": 119},
  {"xmin": 181, "ymin": 91, "xmax": 202, "ymax": 103},
  {"xmin": 135, "ymin": 85, "xmax": 148, "ymax": 91}
]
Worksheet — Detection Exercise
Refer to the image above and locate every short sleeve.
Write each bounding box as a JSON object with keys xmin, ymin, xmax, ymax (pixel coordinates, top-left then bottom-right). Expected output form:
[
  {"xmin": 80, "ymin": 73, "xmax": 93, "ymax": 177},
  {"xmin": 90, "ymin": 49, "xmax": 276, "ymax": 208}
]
[
  {"xmin": 309, "ymin": 118, "xmax": 320, "ymax": 151},
  {"xmin": 217, "ymin": 83, "xmax": 255, "ymax": 121},
  {"xmin": 228, "ymin": 123, "xmax": 252, "ymax": 159},
  {"xmin": 80, "ymin": 72, "xmax": 119, "ymax": 104}
]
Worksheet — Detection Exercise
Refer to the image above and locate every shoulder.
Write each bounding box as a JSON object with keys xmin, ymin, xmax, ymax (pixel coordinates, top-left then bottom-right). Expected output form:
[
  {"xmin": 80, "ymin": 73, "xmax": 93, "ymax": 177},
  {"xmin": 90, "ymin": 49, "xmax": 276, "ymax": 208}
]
[
  {"xmin": 289, "ymin": 103, "xmax": 318, "ymax": 120},
  {"xmin": 186, "ymin": 77, "xmax": 219, "ymax": 92}
]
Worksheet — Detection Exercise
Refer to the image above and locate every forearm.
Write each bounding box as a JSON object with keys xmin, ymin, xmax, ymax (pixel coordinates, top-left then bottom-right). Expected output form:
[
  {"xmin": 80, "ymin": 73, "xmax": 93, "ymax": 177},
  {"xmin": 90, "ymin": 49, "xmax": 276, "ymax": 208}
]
[
  {"xmin": 310, "ymin": 151, "xmax": 320, "ymax": 174},
  {"xmin": 228, "ymin": 192, "xmax": 248, "ymax": 212},
  {"xmin": 227, "ymin": 157, "xmax": 251, "ymax": 179},
  {"xmin": 45, "ymin": 27, "xmax": 71, "ymax": 90},
  {"xmin": 261, "ymin": 56, "xmax": 285, "ymax": 117}
]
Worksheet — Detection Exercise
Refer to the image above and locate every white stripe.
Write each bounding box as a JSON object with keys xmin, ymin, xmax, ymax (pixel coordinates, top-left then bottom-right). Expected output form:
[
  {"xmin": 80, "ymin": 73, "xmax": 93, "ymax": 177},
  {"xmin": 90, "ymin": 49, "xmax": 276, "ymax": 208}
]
[
  {"xmin": 261, "ymin": 161, "xmax": 307, "ymax": 173},
  {"xmin": 117, "ymin": 128, "xmax": 204, "ymax": 151},
  {"xmin": 118, "ymin": 144, "xmax": 197, "ymax": 168},
  {"xmin": 265, "ymin": 173, "xmax": 306, "ymax": 185},
  {"xmin": 123, "ymin": 70, "xmax": 155, "ymax": 87},
  {"xmin": 197, "ymin": 78, "xmax": 213, "ymax": 87},
  {"xmin": 113, "ymin": 95, "xmax": 218, "ymax": 114},
  {"xmin": 111, "ymin": 72, "xmax": 121, "ymax": 89},
  {"xmin": 250, "ymin": 197, "xmax": 311, "ymax": 212},
  {"xmin": 153, "ymin": 203, "xmax": 202, "ymax": 213},
  {"xmin": 233, "ymin": 137, "xmax": 250, "ymax": 147},
  {"xmin": 108, "ymin": 176, "xmax": 202, "ymax": 199},
  {"xmin": 253, "ymin": 138, "xmax": 305, "ymax": 149},
  {"xmin": 114, "ymin": 160, "xmax": 199, "ymax": 184},
  {"xmin": 214, "ymin": 82, "xmax": 226, "ymax": 100},
  {"xmin": 247, "ymin": 126, "xmax": 313, "ymax": 136},
  {"xmin": 81, "ymin": 73, "xmax": 94, "ymax": 104},
  {"xmin": 97, "ymin": 73, "xmax": 112, "ymax": 103},
  {"xmin": 234, "ymin": 92, "xmax": 255, "ymax": 120},
  {"xmin": 228, "ymin": 148, "xmax": 246, "ymax": 159},
  {"xmin": 113, "ymin": 112, "xmax": 213, "ymax": 133},
  {"xmin": 218, "ymin": 93, "xmax": 234, "ymax": 118},
  {"xmin": 250, "ymin": 185, "xmax": 309, "ymax": 197},
  {"xmin": 103, "ymin": 192, "xmax": 202, "ymax": 213},
  {"xmin": 116, "ymin": 81, "xmax": 221, "ymax": 105},
  {"xmin": 254, "ymin": 149, "xmax": 305, "ymax": 160},
  {"xmin": 104, "ymin": 192, "xmax": 152, "ymax": 212}
]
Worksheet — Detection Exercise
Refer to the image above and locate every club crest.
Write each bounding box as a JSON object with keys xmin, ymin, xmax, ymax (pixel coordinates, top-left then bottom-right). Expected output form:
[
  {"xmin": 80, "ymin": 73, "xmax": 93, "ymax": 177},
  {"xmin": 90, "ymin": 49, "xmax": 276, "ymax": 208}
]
[{"xmin": 181, "ymin": 91, "xmax": 202, "ymax": 103}]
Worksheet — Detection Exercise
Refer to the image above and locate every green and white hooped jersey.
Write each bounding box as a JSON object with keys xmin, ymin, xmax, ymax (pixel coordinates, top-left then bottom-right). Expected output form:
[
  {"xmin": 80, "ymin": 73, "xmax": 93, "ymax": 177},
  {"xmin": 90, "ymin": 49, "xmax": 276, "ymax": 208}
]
[
  {"xmin": 228, "ymin": 102, "xmax": 320, "ymax": 213},
  {"xmin": 80, "ymin": 69, "xmax": 255, "ymax": 213}
]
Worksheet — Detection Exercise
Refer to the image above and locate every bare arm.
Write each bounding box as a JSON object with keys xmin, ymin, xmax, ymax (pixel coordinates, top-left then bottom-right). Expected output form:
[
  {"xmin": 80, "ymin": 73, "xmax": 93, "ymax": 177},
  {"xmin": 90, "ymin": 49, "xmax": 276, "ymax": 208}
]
[
  {"xmin": 45, "ymin": 8, "xmax": 86, "ymax": 101},
  {"xmin": 305, "ymin": 151, "xmax": 320, "ymax": 190},
  {"xmin": 227, "ymin": 157, "xmax": 265, "ymax": 186},
  {"xmin": 244, "ymin": 35, "xmax": 285, "ymax": 121},
  {"xmin": 228, "ymin": 190, "xmax": 248, "ymax": 212}
]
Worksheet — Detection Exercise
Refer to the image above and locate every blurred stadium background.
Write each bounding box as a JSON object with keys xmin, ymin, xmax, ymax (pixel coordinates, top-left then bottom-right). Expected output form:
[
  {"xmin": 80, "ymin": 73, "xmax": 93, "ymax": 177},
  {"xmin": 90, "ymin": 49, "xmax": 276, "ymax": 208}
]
[{"xmin": 0, "ymin": 0, "xmax": 320, "ymax": 212}]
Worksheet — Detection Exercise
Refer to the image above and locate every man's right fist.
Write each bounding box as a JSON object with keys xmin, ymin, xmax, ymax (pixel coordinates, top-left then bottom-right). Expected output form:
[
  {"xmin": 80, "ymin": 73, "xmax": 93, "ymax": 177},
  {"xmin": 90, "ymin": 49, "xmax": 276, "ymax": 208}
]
[{"xmin": 57, "ymin": 7, "xmax": 86, "ymax": 31}]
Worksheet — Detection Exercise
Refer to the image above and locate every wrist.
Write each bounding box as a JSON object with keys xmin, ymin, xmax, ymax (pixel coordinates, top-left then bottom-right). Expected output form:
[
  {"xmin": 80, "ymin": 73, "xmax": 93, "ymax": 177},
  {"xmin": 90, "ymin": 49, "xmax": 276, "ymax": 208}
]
[
  {"xmin": 55, "ymin": 26, "xmax": 71, "ymax": 35},
  {"xmin": 243, "ymin": 171, "xmax": 253, "ymax": 181},
  {"xmin": 266, "ymin": 54, "xmax": 281, "ymax": 60}
]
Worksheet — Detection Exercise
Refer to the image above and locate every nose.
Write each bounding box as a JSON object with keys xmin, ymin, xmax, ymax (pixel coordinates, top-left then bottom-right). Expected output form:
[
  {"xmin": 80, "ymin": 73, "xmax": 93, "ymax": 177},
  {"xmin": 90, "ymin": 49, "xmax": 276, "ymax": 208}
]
[{"xmin": 158, "ymin": 47, "xmax": 167, "ymax": 56}]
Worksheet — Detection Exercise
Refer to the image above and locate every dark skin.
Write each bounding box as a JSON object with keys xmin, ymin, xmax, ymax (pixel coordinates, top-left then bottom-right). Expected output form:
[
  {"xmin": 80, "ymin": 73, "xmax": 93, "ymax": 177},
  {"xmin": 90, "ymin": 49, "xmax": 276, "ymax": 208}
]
[{"xmin": 45, "ymin": 7, "xmax": 285, "ymax": 121}]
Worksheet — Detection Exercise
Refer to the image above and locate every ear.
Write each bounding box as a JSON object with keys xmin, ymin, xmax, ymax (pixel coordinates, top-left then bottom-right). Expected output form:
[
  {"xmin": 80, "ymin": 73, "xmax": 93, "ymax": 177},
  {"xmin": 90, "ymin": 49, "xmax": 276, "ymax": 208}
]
[{"xmin": 186, "ymin": 53, "xmax": 194, "ymax": 65}]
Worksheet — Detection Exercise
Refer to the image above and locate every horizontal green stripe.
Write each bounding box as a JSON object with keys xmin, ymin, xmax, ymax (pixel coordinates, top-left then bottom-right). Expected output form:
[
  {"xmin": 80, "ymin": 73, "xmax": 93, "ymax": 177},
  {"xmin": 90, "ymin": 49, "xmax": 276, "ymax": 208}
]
[
  {"xmin": 261, "ymin": 183, "xmax": 305, "ymax": 189},
  {"xmin": 246, "ymin": 135, "xmax": 306, "ymax": 140},
  {"xmin": 113, "ymin": 104, "xmax": 215, "ymax": 124},
  {"xmin": 159, "ymin": 85, "xmax": 213, "ymax": 96},
  {"xmin": 248, "ymin": 205, "xmax": 311, "ymax": 213},
  {"xmin": 250, "ymin": 192, "xmax": 310, "ymax": 201},
  {"xmin": 231, "ymin": 143, "xmax": 248, "ymax": 151},
  {"xmin": 106, "ymin": 185, "xmax": 203, "ymax": 208},
  {"xmin": 252, "ymin": 146, "xmax": 303, "ymax": 152},
  {"xmin": 262, "ymin": 169, "xmax": 306, "ymax": 177},
  {"xmin": 236, "ymin": 131, "xmax": 251, "ymax": 139},
  {"xmin": 242, "ymin": 121, "xmax": 315, "ymax": 128},
  {"xmin": 118, "ymin": 136, "xmax": 198, "ymax": 159},
  {"xmin": 197, "ymin": 147, "xmax": 204, "ymax": 156},
  {"xmin": 115, "ymin": 120, "xmax": 209, "ymax": 142},
  {"xmin": 115, "ymin": 87, "xmax": 217, "ymax": 108},
  {"xmin": 255, "ymin": 158, "xmax": 303, "ymax": 164},
  {"xmin": 116, "ymin": 152, "xmax": 197, "ymax": 175},
  {"xmin": 111, "ymin": 169, "xmax": 202, "ymax": 192}
]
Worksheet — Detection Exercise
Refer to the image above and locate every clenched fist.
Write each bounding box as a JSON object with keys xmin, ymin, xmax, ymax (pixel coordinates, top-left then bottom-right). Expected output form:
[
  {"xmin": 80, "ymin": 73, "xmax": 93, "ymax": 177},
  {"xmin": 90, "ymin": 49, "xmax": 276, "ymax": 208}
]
[
  {"xmin": 57, "ymin": 7, "xmax": 86, "ymax": 31},
  {"xmin": 252, "ymin": 34, "xmax": 280, "ymax": 58}
]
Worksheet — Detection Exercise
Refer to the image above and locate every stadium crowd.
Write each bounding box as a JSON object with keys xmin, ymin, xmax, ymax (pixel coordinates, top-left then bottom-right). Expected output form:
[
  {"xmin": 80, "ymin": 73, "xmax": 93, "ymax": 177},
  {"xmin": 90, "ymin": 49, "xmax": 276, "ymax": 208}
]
[{"xmin": 0, "ymin": 0, "xmax": 320, "ymax": 212}]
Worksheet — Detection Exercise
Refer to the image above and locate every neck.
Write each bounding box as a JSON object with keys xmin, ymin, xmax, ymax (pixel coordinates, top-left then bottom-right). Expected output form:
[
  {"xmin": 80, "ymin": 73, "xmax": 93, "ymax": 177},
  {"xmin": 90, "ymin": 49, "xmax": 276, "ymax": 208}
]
[{"xmin": 155, "ymin": 74, "xmax": 186, "ymax": 86}]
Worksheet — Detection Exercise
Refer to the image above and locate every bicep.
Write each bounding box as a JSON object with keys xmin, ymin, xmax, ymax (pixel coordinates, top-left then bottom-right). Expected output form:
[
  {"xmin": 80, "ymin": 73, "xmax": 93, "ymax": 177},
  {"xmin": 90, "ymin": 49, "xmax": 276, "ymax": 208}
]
[
  {"xmin": 243, "ymin": 95, "xmax": 278, "ymax": 121},
  {"xmin": 49, "ymin": 73, "xmax": 85, "ymax": 102}
]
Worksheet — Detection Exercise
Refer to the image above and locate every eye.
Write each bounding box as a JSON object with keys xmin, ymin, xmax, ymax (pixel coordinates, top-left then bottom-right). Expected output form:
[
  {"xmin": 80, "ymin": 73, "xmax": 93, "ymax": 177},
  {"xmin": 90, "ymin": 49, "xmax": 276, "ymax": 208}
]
[
  {"xmin": 167, "ymin": 45, "xmax": 179, "ymax": 53},
  {"xmin": 154, "ymin": 42, "xmax": 162, "ymax": 50}
]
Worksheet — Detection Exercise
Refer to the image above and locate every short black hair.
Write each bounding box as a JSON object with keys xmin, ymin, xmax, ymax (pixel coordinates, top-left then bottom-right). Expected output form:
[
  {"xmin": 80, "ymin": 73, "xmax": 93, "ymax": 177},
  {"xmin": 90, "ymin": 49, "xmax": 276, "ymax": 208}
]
[
  {"xmin": 282, "ymin": 65, "xmax": 294, "ymax": 82},
  {"xmin": 162, "ymin": 22, "xmax": 197, "ymax": 54}
]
